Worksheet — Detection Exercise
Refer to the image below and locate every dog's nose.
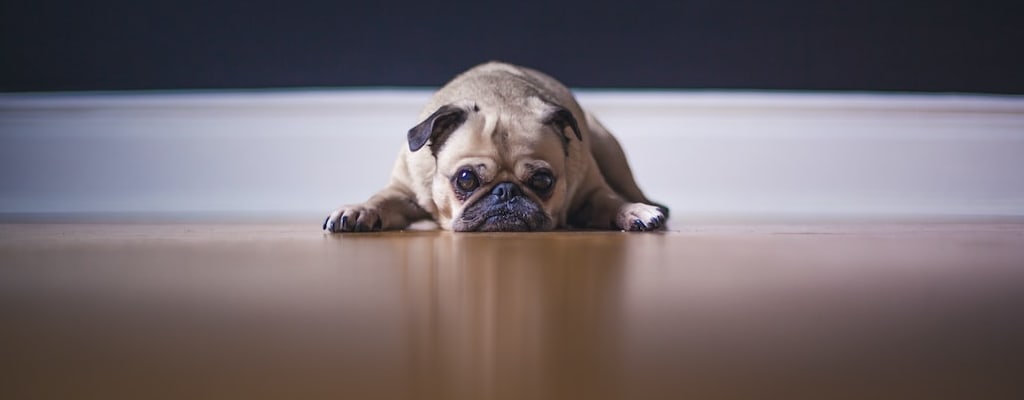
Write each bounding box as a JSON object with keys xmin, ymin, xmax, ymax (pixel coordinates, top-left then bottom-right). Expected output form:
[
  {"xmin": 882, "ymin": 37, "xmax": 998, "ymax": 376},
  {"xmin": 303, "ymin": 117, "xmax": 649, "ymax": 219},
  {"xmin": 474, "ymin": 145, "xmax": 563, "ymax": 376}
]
[{"xmin": 490, "ymin": 182, "xmax": 521, "ymax": 201}]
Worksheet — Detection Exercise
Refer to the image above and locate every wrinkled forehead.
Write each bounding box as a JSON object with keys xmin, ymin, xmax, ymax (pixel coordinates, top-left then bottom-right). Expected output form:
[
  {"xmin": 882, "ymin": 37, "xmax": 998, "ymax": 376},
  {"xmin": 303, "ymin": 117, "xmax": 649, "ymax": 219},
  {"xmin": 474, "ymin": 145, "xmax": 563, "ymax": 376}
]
[
  {"xmin": 499, "ymin": 115, "xmax": 566, "ymax": 162},
  {"xmin": 437, "ymin": 105, "xmax": 566, "ymax": 171},
  {"xmin": 485, "ymin": 104, "xmax": 567, "ymax": 162}
]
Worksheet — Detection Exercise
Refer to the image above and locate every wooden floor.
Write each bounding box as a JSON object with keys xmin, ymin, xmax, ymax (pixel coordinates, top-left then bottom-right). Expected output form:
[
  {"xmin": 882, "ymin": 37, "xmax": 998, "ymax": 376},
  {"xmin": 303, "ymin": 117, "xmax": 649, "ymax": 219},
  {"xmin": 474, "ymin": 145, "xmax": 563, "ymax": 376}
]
[{"xmin": 2, "ymin": 220, "xmax": 1023, "ymax": 399}]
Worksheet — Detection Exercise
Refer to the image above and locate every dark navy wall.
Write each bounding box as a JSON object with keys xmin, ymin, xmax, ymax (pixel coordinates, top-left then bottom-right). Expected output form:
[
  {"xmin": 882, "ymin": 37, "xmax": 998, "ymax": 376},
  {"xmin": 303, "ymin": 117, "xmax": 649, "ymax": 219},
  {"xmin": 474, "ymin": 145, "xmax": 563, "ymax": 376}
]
[{"xmin": 2, "ymin": 0, "xmax": 1021, "ymax": 93}]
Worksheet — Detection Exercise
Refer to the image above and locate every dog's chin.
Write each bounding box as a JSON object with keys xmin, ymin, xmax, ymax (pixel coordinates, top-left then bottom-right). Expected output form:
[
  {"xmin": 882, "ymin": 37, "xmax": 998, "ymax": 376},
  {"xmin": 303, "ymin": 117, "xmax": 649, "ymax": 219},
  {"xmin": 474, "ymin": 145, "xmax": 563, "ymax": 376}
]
[
  {"xmin": 476, "ymin": 214, "xmax": 533, "ymax": 232},
  {"xmin": 452, "ymin": 201, "xmax": 553, "ymax": 232}
]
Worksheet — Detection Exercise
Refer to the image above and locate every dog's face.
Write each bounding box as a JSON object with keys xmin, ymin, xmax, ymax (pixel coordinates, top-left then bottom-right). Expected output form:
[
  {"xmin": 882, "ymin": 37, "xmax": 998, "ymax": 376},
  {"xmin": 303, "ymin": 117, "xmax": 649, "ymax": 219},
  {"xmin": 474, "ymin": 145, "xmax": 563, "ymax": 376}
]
[{"xmin": 407, "ymin": 98, "xmax": 582, "ymax": 232}]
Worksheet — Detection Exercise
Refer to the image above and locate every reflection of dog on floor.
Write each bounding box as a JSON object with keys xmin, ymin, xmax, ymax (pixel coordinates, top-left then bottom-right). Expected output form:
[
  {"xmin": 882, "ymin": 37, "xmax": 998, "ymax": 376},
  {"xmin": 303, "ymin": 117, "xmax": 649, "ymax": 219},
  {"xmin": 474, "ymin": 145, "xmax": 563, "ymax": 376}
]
[{"xmin": 325, "ymin": 61, "xmax": 667, "ymax": 232}]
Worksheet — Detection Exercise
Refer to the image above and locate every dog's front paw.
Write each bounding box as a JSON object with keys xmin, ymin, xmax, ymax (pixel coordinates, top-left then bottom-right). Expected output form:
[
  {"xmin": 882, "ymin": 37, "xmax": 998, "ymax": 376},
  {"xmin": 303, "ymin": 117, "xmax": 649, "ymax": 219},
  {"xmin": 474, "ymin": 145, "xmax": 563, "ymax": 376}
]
[
  {"xmin": 617, "ymin": 203, "xmax": 667, "ymax": 232},
  {"xmin": 323, "ymin": 205, "xmax": 383, "ymax": 233}
]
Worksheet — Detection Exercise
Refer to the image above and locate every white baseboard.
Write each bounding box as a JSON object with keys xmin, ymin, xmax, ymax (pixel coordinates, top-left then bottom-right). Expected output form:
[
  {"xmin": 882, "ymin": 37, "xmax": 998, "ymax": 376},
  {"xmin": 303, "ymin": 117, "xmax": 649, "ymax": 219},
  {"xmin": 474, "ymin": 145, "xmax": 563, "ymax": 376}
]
[{"xmin": 2, "ymin": 89, "xmax": 1022, "ymax": 218}]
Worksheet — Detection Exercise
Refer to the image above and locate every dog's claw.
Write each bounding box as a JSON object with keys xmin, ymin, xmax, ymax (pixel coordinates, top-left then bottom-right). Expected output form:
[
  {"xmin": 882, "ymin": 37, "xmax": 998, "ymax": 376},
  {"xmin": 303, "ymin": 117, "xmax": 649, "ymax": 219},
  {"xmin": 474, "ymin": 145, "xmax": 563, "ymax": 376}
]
[
  {"xmin": 325, "ymin": 207, "xmax": 389, "ymax": 234},
  {"xmin": 619, "ymin": 203, "xmax": 666, "ymax": 232},
  {"xmin": 632, "ymin": 219, "xmax": 647, "ymax": 231}
]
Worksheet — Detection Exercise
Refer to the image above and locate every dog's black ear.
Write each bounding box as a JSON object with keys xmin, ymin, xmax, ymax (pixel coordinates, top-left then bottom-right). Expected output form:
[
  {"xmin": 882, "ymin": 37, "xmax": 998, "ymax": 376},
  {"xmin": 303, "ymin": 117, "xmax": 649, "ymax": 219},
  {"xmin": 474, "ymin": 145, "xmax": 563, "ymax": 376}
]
[
  {"xmin": 544, "ymin": 106, "xmax": 582, "ymax": 142},
  {"xmin": 543, "ymin": 106, "xmax": 582, "ymax": 156},
  {"xmin": 407, "ymin": 105, "xmax": 467, "ymax": 152}
]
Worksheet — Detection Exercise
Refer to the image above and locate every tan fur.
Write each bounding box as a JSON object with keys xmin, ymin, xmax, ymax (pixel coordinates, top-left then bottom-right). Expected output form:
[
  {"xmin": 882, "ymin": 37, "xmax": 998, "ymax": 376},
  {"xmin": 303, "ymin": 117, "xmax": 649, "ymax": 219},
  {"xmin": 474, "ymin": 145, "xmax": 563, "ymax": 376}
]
[{"xmin": 325, "ymin": 62, "xmax": 666, "ymax": 232}]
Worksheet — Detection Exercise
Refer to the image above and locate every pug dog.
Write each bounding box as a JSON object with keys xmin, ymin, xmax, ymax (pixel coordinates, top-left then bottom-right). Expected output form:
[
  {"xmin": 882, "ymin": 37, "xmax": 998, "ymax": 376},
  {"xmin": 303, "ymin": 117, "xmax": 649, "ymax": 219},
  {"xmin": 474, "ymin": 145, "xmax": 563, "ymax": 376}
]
[{"xmin": 323, "ymin": 61, "xmax": 667, "ymax": 232}]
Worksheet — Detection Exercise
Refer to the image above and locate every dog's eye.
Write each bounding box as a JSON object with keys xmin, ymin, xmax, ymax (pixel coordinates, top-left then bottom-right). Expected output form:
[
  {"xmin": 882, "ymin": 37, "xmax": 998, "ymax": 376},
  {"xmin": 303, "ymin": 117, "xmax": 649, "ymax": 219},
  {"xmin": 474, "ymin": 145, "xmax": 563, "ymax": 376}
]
[
  {"xmin": 528, "ymin": 171, "xmax": 554, "ymax": 192},
  {"xmin": 455, "ymin": 169, "xmax": 480, "ymax": 192}
]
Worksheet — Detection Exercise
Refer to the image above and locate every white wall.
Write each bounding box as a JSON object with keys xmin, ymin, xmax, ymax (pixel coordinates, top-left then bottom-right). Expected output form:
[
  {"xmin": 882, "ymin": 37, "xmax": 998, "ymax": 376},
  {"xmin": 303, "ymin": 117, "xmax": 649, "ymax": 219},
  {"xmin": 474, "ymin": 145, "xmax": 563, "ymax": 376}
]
[{"xmin": 1, "ymin": 90, "xmax": 1022, "ymax": 218}]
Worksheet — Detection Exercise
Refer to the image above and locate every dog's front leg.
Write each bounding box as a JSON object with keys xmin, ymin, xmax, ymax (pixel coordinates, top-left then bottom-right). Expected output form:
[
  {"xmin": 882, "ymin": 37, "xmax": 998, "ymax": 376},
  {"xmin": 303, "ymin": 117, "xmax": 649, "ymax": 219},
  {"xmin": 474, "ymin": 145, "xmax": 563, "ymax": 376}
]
[
  {"xmin": 570, "ymin": 187, "xmax": 667, "ymax": 231},
  {"xmin": 323, "ymin": 186, "xmax": 430, "ymax": 233}
]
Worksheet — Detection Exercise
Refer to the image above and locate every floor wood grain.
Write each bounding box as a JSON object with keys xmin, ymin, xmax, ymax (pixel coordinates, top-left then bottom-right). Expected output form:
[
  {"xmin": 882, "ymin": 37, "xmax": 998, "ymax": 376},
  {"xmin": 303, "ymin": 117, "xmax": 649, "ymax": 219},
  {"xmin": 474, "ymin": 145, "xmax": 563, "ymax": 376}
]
[{"xmin": 2, "ymin": 221, "xmax": 1023, "ymax": 399}]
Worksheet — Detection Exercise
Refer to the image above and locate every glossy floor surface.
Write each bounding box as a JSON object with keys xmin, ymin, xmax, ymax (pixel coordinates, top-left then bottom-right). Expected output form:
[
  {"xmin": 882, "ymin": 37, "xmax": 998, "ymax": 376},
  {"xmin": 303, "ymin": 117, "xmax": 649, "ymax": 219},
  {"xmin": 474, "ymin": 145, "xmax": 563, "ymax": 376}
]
[{"xmin": 2, "ymin": 221, "xmax": 1023, "ymax": 399}]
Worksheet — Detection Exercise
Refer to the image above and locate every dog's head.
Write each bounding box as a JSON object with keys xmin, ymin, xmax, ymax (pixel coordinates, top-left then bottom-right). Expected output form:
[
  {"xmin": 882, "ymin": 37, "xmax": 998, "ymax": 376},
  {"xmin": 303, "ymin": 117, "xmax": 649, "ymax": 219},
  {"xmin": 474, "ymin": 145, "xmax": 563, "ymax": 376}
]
[{"xmin": 407, "ymin": 97, "xmax": 582, "ymax": 232}]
